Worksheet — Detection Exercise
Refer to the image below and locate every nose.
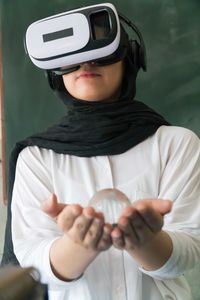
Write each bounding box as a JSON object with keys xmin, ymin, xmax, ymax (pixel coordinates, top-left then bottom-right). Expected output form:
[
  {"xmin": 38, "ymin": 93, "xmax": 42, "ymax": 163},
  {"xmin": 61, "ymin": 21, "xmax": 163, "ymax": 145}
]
[{"xmin": 80, "ymin": 61, "xmax": 96, "ymax": 67}]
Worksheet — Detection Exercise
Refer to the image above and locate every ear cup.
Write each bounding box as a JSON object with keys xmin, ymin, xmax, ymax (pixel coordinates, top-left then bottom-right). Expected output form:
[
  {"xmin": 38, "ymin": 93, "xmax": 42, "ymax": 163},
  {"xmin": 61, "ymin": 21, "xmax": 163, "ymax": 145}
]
[
  {"xmin": 129, "ymin": 40, "xmax": 146, "ymax": 70},
  {"xmin": 129, "ymin": 40, "xmax": 140, "ymax": 69}
]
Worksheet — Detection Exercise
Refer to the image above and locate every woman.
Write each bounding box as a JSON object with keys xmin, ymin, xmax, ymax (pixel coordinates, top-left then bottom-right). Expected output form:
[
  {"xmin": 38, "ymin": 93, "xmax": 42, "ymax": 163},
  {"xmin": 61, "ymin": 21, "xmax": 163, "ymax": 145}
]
[{"xmin": 2, "ymin": 3, "xmax": 200, "ymax": 300}]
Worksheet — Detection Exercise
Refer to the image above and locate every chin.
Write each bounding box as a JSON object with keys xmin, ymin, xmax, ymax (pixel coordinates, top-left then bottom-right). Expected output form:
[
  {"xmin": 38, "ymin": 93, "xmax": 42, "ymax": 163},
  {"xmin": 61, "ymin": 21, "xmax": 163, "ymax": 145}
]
[
  {"xmin": 76, "ymin": 93, "xmax": 105, "ymax": 102},
  {"xmin": 75, "ymin": 85, "xmax": 107, "ymax": 101}
]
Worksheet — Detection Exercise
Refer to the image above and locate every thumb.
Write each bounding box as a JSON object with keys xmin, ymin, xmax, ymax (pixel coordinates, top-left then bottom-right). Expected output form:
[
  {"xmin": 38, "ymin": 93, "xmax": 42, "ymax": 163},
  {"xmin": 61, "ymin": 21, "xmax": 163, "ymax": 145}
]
[
  {"xmin": 41, "ymin": 194, "xmax": 67, "ymax": 218},
  {"xmin": 151, "ymin": 199, "xmax": 173, "ymax": 215}
]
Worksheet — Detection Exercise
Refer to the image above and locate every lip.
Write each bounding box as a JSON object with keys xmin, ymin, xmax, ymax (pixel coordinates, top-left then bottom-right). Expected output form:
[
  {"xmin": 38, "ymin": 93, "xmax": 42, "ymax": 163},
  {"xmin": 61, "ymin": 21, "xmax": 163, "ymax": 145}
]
[{"xmin": 77, "ymin": 72, "xmax": 100, "ymax": 79}]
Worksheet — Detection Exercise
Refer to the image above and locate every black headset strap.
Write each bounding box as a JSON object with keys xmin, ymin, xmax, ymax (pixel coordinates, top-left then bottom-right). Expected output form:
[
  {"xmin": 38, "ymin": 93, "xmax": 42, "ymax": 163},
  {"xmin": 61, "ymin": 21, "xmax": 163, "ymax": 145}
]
[{"xmin": 119, "ymin": 13, "xmax": 147, "ymax": 71}]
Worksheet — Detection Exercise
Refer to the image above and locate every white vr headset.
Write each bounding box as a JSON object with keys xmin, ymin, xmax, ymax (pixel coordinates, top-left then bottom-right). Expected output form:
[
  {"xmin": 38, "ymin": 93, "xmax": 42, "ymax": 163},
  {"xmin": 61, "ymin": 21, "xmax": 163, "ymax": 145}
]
[{"xmin": 25, "ymin": 3, "xmax": 125, "ymax": 72}]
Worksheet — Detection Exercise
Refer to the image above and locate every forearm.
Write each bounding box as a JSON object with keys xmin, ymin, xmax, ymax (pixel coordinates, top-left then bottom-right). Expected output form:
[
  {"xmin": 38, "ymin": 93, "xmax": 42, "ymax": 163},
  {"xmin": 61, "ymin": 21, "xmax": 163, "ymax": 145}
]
[
  {"xmin": 50, "ymin": 234, "xmax": 98, "ymax": 281},
  {"xmin": 128, "ymin": 230, "xmax": 173, "ymax": 271}
]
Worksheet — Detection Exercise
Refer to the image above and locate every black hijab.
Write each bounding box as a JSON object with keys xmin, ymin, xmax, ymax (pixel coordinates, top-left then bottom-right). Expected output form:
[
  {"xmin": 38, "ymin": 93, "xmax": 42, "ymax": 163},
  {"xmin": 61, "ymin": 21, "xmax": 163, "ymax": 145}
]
[{"xmin": 1, "ymin": 53, "xmax": 170, "ymax": 266}]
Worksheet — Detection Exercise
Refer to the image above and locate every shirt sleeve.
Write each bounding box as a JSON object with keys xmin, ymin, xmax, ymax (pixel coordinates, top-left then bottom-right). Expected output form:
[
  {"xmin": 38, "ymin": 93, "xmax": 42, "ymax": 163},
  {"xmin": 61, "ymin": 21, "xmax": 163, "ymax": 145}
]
[
  {"xmin": 11, "ymin": 146, "xmax": 84, "ymax": 290},
  {"xmin": 141, "ymin": 126, "xmax": 200, "ymax": 280}
]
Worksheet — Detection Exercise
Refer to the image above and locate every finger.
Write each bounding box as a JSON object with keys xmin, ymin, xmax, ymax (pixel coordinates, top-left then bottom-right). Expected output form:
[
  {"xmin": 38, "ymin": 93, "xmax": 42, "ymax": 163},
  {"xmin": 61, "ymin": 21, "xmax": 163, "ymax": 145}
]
[
  {"xmin": 111, "ymin": 227, "xmax": 125, "ymax": 249},
  {"xmin": 127, "ymin": 210, "xmax": 153, "ymax": 245},
  {"xmin": 96, "ymin": 211, "xmax": 105, "ymax": 221},
  {"xmin": 57, "ymin": 204, "xmax": 83, "ymax": 233},
  {"xmin": 123, "ymin": 199, "xmax": 172, "ymax": 217},
  {"xmin": 97, "ymin": 224, "xmax": 112, "ymax": 251},
  {"xmin": 151, "ymin": 199, "xmax": 172, "ymax": 215},
  {"xmin": 83, "ymin": 218, "xmax": 104, "ymax": 250},
  {"xmin": 68, "ymin": 209, "xmax": 94, "ymax": 242},
  {"xmin": 41, "ymin": 194, "xmax": 66, "ymax": 218},
  {"xmin": 136, "ymin": 204, "xmax": 163, "ymax": 232},
  {"xmin": 118, "ymin": 215, "xmax": 139, "ymax": 249}
]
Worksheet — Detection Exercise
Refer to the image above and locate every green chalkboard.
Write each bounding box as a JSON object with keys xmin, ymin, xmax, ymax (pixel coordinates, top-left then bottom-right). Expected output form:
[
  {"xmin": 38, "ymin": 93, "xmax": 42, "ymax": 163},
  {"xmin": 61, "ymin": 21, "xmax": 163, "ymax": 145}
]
[{"xmin": 0, "ymin": 1, "xmax": 200, "ymax": 297}]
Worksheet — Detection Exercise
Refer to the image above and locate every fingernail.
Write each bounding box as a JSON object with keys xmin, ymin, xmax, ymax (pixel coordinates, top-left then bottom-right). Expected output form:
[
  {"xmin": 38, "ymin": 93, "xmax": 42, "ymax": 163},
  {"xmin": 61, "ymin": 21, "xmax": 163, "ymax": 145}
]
[{"xmin": 113, "ymin": 232, "xmax": 121, "ymax": 238}]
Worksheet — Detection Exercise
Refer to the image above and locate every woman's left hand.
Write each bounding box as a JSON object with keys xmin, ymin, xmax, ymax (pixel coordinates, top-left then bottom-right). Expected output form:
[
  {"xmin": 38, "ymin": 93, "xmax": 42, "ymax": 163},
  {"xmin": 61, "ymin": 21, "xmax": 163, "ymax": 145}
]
[{"xmin": 111, "ymin": 199, "xmax": 172, "ymax": 251}]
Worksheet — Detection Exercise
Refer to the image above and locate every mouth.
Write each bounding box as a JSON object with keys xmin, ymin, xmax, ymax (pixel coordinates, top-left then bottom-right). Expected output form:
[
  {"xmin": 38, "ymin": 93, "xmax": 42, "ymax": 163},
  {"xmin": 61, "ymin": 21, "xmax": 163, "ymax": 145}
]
[{"xmin": 77, "ymin": 72, "xmax": 101, "ymax": 79}]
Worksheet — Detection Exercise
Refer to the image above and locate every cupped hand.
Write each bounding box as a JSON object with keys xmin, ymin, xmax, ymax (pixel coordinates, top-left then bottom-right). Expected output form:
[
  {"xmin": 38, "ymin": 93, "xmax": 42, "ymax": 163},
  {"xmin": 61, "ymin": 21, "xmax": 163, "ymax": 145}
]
[
  {"xmin": 111, "ymin": 199, "xmax": 172, "ymax": 250},
  {"xmin": 42, "ymin": 194, "xmax": 112, "ymax": 252}
]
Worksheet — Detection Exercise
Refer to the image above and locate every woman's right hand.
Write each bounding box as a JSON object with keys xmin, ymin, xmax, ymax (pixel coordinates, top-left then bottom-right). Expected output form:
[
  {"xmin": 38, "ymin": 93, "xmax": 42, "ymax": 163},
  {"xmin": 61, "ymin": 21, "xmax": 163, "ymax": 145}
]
[
  {"xmin": 41, "ymin": 194, "xmax": 112, "ymax": 281},
  {"xmin": 42, "ymin": 194, "xmax": 112, "ymax": 252}
]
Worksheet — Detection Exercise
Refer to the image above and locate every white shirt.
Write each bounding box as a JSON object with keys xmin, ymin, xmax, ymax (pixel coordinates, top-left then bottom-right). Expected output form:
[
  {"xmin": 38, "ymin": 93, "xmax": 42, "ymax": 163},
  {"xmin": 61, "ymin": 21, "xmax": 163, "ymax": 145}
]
[{"xmin": 12, "ymin": 126, "xmax": 200, "ymax": 300}]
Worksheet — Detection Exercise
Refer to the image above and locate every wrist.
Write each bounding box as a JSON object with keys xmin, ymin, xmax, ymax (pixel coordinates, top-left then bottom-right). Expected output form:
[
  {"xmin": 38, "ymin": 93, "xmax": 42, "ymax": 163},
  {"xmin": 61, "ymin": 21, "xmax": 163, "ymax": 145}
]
[
  {"xmin": 127, "ymin": 230, "xmax": 173, "ymax": 271},
  {"xmin": 50, "ymin": 234, "xmax": 99, "ymax": 281}
]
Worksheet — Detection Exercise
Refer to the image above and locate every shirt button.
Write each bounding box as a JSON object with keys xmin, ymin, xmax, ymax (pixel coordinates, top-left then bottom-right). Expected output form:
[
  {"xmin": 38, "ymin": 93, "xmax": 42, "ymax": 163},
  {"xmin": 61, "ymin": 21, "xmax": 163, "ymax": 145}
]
[{"xmin": 116, "ymin": 285, "xmax": 124, "ymax": 298}]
